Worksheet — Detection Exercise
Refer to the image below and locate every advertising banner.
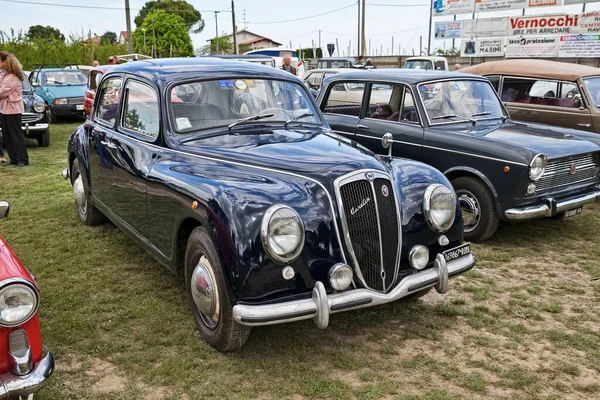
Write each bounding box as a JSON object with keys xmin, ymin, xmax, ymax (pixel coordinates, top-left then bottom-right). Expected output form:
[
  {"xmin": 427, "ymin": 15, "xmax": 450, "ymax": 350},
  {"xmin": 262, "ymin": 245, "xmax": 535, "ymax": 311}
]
[
  {"xmin": 435, "ymin": 21, "xmax": 463, "ymax": 39},
  {"xmin": 462, "ymin": 17, "xmax": 508, "ymax": 38},
  {"xmin": 508, "ymin": 12, "xmax": 600, "ymax": 36},
  {"xmin": 558, "ymin": 34, "xmax": 600, "ymax": 57},
  {"xmin": 432, "ymin": 0, "xmax": 475, "ymax": 17},
  {"xmin": 505, "ymin": 36, "xmax": 559, "ymax": 57},
  {"xmin": 475, "ymin": 0, "xmax": 559, "ymax": 13},
  {"xmin": 461, "ymin": 38, "xmax": 505, "ymax": 56}
]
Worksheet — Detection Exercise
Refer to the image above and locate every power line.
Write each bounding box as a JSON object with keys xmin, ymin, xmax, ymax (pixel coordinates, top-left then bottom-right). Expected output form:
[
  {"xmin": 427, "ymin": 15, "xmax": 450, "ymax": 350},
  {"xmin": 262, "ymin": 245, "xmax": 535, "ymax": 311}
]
[
  {"xmin": 246, "ymin": 3, "xmax": 357, "ymax": 25},
  {"xmin": 0, "ymin": 0, "xmax": 226, "ymax": 12},
  {"xmin": 367, "ymin": 2, "xmax": 429, "ymax": 6}
]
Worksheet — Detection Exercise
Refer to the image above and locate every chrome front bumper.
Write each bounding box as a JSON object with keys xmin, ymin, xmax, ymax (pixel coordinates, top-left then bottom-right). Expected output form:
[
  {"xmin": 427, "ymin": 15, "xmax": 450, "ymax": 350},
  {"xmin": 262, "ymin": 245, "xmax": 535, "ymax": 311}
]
[
  {"xmin": 233, "ymin": 253, "xmax": 475, "ymax": 328},
  {"xmin": 504, "ymin": 189, "xmax": 600, "ymax": 220},
  {"xmin": 24, "ymin": 123, "xmax": 49, "ymax": 134},
  {"xmin": 0, "ymin": 352, "xmax": 54, "ymax": 399}
]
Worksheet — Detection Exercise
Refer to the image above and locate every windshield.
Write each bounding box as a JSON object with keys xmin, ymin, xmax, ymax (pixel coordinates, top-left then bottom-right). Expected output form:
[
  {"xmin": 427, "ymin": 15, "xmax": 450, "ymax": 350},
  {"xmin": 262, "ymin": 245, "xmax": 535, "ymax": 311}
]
[
  {"xmin": 418, "ymin": 80, "xmax": 505, "ymax": 124},
  {"xmin": 42, "ymin": 70, "xmax": 87, "ymax": 86},
  {"xmin": 583, "ymin": 77, "xmax": 600, "ymax": 108},
  {"xmin": 404, "ymin": 60, "xmax": 434, "ymax": 70},
  {"xmin": 170, "ymin": 78, "xmax": 321, "ymax": 133}
]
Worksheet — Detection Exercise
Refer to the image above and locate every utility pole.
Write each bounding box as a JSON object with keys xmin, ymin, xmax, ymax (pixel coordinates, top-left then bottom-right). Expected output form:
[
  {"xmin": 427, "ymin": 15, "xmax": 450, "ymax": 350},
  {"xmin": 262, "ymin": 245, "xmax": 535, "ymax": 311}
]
[
  {"xmin": 319, "ymin": 30, "xmax": 321, "ymax": 53},
  {"xmin": 360, "ymin": 0, "xmax": 366, "ymax": 56},
  {"xmin": 231, "ymin": 1, "xmax": 238, "ymax": 54},
  {"xmin": 391, "ymin": 36, "xmax": 394, "ymax": 56},
  {"xmin": 215, "ymin": 11, "xmax": 220, "ymax": 54},
  {"xmin": 357, "ymin": 0, "xmax": 360, "ymax": 58},
  {"xmin": 427, "ymin": 0, "xmax": 432, "ymax": 55},
  {"xmin": 142, "ymin": 28, "xmax": 146, "ymax": 55},
  {"xmin": 125, "ymin": 0, "xmax": 133, "ymax": 54},
  {"xmin": 152, "ymin": 19, "xmax": 157, "ymax": 58}
]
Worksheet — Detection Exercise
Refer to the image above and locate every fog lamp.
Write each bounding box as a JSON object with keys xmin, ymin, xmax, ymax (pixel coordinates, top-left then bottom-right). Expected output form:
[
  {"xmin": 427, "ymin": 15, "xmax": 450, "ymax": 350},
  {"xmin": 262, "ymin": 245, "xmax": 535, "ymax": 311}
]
[
  {"xmin": 328, "ymin": 263, "xmax": 353, "ymax": 291},
  {"xmin": 409, "ymin": 245, "xmax": 429, "ymax": 270},
  {"xmin": 527, "ymin": 183, "xmax": 536, "ymax": 195}
]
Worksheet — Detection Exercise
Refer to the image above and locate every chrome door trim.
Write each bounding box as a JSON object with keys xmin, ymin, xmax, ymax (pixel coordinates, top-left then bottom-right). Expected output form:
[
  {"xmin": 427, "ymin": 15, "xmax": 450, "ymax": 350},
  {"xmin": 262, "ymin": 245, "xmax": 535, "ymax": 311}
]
[{"xmin": 422, "ymin": 144, "xmax": 528, "ymax": 166}]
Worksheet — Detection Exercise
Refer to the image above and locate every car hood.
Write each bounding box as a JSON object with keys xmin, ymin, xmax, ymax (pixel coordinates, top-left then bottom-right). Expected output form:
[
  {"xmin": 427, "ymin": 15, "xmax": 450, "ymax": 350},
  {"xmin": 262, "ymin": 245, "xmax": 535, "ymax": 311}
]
[
  {"xmin": 435, "ymin": 121, "xmax": 600, "ymax": 159},
  {"xmin": 43, "ymin": 85, "xmax": 86, "ymax": 98},
  {"xmin": 178, "ymin": 127, "xmax": 387, "ymax": 183}
]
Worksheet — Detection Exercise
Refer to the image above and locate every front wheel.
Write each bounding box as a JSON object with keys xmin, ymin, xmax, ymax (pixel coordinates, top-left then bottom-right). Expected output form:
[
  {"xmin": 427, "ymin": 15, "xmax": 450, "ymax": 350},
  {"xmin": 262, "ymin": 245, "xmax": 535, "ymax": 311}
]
[
  {"xmin": 37, "ymin": 129, "xmax": 50, "ymax": 147},
  {"xmin": 452, "ymin": 176, "xmax": 499, "ymax": 242},
  {"xmin": 185, "ymin": 226, "xmax": 251, "ymax": 351},
  {"xmin": 71, "ymin": 160, "xmax": 105, "ymax": 226}
]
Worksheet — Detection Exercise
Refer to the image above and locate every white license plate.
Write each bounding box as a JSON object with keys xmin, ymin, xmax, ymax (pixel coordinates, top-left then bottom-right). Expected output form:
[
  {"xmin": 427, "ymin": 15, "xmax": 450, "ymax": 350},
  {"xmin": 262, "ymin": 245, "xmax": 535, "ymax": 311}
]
[
  {"xmin": 442, "ymin": 243, "xmax": 471, "ymax": 263},
  {"xmin": 76, "ymin": 104, "xmax": 84, "ymax": 110},
  {"xmin": 564, "ymin": 207, "xmax": 583, "ymax": 218}
]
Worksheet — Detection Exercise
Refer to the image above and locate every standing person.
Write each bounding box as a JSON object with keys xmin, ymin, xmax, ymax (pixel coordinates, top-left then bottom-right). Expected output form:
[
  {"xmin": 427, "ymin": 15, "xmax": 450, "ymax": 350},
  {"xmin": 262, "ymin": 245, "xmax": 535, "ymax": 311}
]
[
  {"xmin": 92, "ymin": 60, "xmax": 100, "ymax": 67},
  {"xmin": 0, "ymin": 51, "xmax": 28, "ymax": 167},
  {"xmin": 0, "ymin": 67, "xmax": 5, "ymax": 163},
  {"xmin": 365, "ymin": 58, "xmax": 376, "ymax": 69},
  {"xmin": 281, "ymin": 55, "xmax": 297, "ymax": 75},
  {"xmin": 454, "ymin": 63, "xmax": 461, "ymax": 71},
  {"xmin": 108, "ymin": 56, "xmax": 116, "ymax": 65}
]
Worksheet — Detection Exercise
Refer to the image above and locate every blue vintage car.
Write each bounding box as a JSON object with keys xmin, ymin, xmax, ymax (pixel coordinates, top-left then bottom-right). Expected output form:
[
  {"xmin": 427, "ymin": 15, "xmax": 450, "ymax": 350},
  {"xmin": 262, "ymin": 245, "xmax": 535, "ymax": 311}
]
[
  {"xmin": 62, "ymin": 58, "xmax": 475, "ymax": 351},
  {"xmin": 28, "ymin": 67, "xmax": 87, "ymax": 121}
]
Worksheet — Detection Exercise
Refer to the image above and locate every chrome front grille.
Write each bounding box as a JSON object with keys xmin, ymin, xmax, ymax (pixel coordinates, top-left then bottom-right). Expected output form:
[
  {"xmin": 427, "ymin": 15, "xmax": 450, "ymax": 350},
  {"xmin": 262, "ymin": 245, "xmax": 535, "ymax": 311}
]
[
  {"xmin": 335, "ymin": 170, "xmax": 401, "ymax": 292},
  {"xmin": 21, "ymin": 113, "xmax": 42, "ymax": 124},
  {"xmin": 67, "ymin": 97, "xmax": 84, "ymax": 104},
  {"xmin": 537, "ymin": 153, "xmax": 600, "ymax": 191}
]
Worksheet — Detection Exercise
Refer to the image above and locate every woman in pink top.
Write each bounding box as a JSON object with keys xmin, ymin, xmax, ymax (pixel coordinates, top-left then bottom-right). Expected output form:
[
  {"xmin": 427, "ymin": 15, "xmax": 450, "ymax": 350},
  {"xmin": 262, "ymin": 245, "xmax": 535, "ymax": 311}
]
[
  {"xmin": 0, "ymin": 51, "xmax": 28, "ymax": 167},
  {"xmin": 0, "ymin": 67, "xmax": 5, "ymax": 163}
]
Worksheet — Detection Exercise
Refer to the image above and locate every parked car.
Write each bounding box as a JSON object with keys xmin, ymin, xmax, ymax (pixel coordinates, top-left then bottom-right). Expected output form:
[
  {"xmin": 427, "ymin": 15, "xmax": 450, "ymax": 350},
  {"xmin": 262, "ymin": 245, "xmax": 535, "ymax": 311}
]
[
  {"xmin": 28, "ymin": 67, "xmax": 87, "ymax": 121},
  {"xmin": 244, "ymin": 48, "xmax": 306, "ymax": 76},
  {"xmin": 0, "ymin": 201, "xmax": 54, "ymax": 397},
  {"xmin": 461, "ymin": 60, "xmax": 600, "ymax": 134},
  {"xmin": 62, "ymin": 58, "xmax": 475, "ymax": 351},
  {"xmin": 302, "ymin": 68, "xmax": 346, "ymax": 91},
  {"xmin": 317, "ymin": 69, "xmax": 600, "ymax": 242},
  {"xmin": 0, "ymin": 80, "xmax": 50, "ymax": 147},
  {"xmin": 316, "ymin": 57, "xmax": 358, "ymax": 69},
  {"xmin": 206, "ymin": 54, "xmax": 276, "ymax": 67},
  {"xmin": 403, "ymin": 56, "xmax": 448, "ymax": 71},
  {"xmin": 84, "ymin": 66, "xmax": 112, "ymax": 117}
]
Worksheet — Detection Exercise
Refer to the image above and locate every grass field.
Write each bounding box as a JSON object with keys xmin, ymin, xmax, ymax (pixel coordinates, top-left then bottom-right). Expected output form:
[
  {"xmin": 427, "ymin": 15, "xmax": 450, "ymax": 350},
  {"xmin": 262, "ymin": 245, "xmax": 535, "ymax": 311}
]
[{"xmin": 1, "ymin": 122, "xmax": 599, "ymax": 400}]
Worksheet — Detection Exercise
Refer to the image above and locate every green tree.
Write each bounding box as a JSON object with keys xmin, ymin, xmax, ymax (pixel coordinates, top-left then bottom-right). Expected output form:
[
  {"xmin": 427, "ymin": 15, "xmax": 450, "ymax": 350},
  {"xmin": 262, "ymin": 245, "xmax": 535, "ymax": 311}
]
[
  {"xmin": 132, "ymin": 10, "xmax": 194, "ymax": 57},
  {"xmin": 100, "ymin": 31, "xmax": 117, "ymax": 45},
  {"xmin": 134, "ymin": 0, "xmax": 205, "ymax": 33},
  {"xmin": 27, "ymin": 25, "xmax": 64, "ymax": 41},
  {"xmin": 196, "ymin": 36, "xmax": 233, "ymax": 56}
]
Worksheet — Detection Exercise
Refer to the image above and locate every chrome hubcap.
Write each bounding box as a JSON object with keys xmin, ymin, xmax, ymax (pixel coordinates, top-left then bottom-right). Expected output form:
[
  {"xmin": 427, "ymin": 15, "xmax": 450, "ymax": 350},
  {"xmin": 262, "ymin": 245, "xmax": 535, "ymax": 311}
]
[
  {"xmin": 73, "ymin": 175, "xmax": 87, "ymax": 215},
  {"xmin": 457, "ymin": 190, "xmax": 480, "ymax": 233},
  {"xmin": 191, "ymin": 255, "xmax": 219, "ymax": 329}
]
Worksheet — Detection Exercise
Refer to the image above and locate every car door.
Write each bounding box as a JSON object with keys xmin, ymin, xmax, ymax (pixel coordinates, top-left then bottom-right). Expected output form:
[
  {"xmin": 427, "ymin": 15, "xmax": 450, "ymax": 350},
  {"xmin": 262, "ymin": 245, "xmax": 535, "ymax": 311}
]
[
  {"xmin": 89, "ymin": 76, "xmax": 123, "ymax": 210},
  {"xmin": 108, "ymin": 78, "xmax": 161, "ymax": 238},
  {"xmin": 354, "ymin": 83, "xmax": 424, "ymax": 160},
  {"xmin": 320, "ymin": 81, "xmax": 366, "ymax": 138},
  {"xmin": 500, "ymin": 76, "xmax": 593, "ymax": 132}
]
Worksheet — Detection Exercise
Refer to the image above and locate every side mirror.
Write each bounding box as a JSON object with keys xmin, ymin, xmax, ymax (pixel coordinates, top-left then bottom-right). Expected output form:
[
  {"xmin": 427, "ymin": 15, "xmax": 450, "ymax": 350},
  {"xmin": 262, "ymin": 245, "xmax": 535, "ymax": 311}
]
[
  {"xmin": 0, "ymin": 201, "xmax": 9, "ymax": 219},
  {"xmin": 381, "ymin": 133, "xmax": 396, "ymax": 157},
  {"xmin": 573, "ymin": 94, "xmax": 585, "ymax": 110}
]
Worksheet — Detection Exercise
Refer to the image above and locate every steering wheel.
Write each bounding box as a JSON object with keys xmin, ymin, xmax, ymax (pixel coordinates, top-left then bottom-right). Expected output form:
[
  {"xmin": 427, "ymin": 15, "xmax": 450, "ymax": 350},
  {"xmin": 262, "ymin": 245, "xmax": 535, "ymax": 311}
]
[{"xmin": 260, "ymin": 107, "xmax": 294, "ymax": 119}]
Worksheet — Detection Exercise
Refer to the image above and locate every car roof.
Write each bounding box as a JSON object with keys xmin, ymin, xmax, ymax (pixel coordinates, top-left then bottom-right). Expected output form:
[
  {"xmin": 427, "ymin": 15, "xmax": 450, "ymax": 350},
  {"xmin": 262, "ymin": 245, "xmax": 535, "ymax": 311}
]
[
  {"xmin": 106, "ymin": 57, "xmax": 302, "ymax": 84},
  {"xmin": 406, "ymin": 56, "xmax": 447, "ymax": 61},
  {"xmin": 207, "ymin": 54, "xmax": 274, "ymax": 60},
  {"xmin": 460, "ymin": 59, "xmax": 600, "ymax": 81},
  {"xmin": 305, "ymin": 68, "xmax": 349, "ymax": 74},
  {"xmin": 323, "ymin": 68, "xmax": 484, "ymax": 85},
  {"xmin": 318, "ymin": 57, "xmax": 355, "ymax": 61}
]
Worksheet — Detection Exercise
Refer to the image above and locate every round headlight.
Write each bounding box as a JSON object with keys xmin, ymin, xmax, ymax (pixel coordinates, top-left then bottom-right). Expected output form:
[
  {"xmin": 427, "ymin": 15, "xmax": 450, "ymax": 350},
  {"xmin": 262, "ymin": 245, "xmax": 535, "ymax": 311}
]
[
  {"xmin": 529, "ymin": 154, "xmax": 547, "ymax": 181},
  {"xmin": 423, "ymin": 184, "xmax": 456, "ymax": 233},
  {"xmin": 261, "ymin": 205, "xmax": 305, "ymax": 264},
  {"xmin": 328, "ymin": 263, "xmax": 353, "ymax": 291},
  {"xmin": 33, "ymin": 101, "xmax": 46, "ymax": 113},
  {"xmin": 409, "ymin": 245, "xmax": 429, "ymax": 270},
  {"xmin": 0, "ymin": 281, "xmax": 39, "ymax": 327}
]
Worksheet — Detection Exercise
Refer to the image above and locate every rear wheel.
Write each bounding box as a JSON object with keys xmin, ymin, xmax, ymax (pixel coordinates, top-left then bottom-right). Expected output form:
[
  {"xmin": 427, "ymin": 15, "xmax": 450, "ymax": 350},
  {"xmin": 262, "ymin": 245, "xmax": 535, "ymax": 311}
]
[
  {"xmin": 71, "ymin": 160, "xmax": 105, "ymax": 226},
  {"xmin": 452, "ymin": 176, "xmax": 499, "ymax": 242},
  {"xmin": 36, "ymin": 129, "xmax": 50, "ymax": 147},
  {"xmin": 185, "ymin": 226, "xmax": 251, "ymax": 351}
]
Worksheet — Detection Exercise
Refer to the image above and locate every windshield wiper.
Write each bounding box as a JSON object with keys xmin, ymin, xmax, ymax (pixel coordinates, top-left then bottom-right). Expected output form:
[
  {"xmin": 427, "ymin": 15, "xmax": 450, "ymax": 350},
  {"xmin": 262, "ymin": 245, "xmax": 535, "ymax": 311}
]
[
  {"xmin": 472, "ymin": 112, "xmax": 507, "ymax": 122},
  {"xmin": 228, "ymin": 113, "xmax": 274, "ymax": 133},
  {"xmin": 284, "ymin": 112, "xmax": 314, "ymax": 129},
  {"xmin": 431, "ymin": 114, "xmax": 476, "ymax": 124}
]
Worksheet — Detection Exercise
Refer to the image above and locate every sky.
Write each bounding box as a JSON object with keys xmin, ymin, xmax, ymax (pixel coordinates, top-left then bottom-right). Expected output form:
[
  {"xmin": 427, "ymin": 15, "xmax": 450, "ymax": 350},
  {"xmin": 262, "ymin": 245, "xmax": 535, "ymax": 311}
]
[{"xmin": 1, "ymin": 0, "xmax": 600, "ymax": 58}]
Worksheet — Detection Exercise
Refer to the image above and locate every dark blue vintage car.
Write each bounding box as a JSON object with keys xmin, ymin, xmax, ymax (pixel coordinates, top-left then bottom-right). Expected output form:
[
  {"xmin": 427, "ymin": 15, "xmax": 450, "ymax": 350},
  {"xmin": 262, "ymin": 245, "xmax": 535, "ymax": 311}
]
[
  {"xmin": 317, "ymin": 70, "xmax": 600, "ymax": 242},
  {"xmin": 62, "ymin": 58, "xmax": 475, "ymax": 351}
]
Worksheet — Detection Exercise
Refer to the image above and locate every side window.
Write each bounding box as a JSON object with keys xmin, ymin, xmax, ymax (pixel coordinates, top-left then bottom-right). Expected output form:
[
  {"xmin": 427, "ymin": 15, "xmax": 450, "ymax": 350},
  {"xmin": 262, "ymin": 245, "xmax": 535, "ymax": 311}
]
[
  {"xmin": 95, "ymin": 77, "xmax": 122, "ymax": 124},
  {"xmin": 486, "ymin": 75, "xmax": 501, "ymax": 93},
  {"xmin": 308, "ymin": 72, "xmax": 323, "ymax": 87},
  {"xmin": 400, "ymin": 89, "xmax": 419, "ymax": 124},
  {"xmin": 558, "ymin": 82, "xmax": 580, "ymax": 108},
  {"xmin": 366, "ymin": 83, "xmax": 397, "ymax": 120},
  {"xmin": 434, "ymin": 61, "xmax": 446, "ymax": 70},
  {"xmin": 121, "ymin": 80, "xmax": 160, "ymax": 139},
  {"xmin": 323, "ymin": 82, "xmax": 365, "ymax": 116},
  {"xmin": 501, "ymin": 77, "xmax": 570, "ymax": 107}
]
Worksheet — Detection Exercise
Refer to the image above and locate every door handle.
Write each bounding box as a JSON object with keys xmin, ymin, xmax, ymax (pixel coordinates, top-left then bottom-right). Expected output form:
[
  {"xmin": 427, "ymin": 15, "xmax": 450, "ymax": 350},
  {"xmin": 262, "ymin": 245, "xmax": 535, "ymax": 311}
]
[
  {"xmin": 357, "ymin": 124, "xmax": 370, "ymax": 130},
  {"xmin": 100, "ymin": 140, "xmax": 117, "ymax": 149},
  {"xmin": 577, "ymin": 123, "xmax": 591, "ymax": 128}
]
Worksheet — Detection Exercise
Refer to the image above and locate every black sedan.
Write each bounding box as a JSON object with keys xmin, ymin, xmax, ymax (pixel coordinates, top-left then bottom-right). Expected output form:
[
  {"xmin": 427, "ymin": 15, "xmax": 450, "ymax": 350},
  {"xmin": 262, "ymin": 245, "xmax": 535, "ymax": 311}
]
[
  {"xmin": 317, "ymin": 70, "xmax": 600, "ymax": 242},
  {"xmin": 62, "ymin": 58, "xmax": 475, "ymax": 351}
]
